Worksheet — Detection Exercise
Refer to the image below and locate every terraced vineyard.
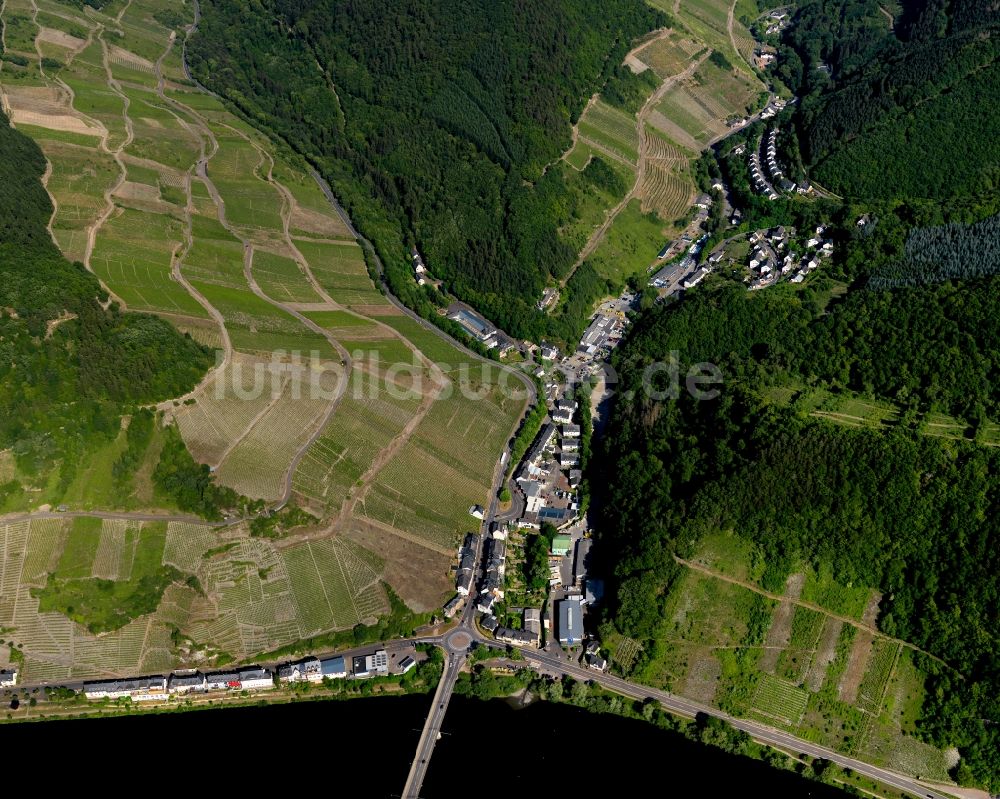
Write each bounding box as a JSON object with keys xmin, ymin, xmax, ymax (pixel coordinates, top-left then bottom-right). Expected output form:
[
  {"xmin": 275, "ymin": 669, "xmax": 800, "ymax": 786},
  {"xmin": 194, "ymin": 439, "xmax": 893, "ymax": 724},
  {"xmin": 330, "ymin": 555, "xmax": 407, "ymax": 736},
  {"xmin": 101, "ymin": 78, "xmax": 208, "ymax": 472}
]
[
  {"xmin": 556, "ymin": 4, "xmax": 766, "ymax": 291},
  {"xmin": 640, "ymin": 128, "xmax": 695, "ymax": 219},
  {"xmin": 616, "ymin": 534, "xmax": 954, "ymax": 785},
  {"xmin": 652, "ymin": 56, "xmax": 760, "ymax": 149},
  {"xmin": 0, "ymin": 0, "xmax": 526, "ymax": 677},
  {"xmin": 752, "ymin": 674, "xmax": 810, "ymax": 726},
  {"xmin": 576, "ymin": 99, "xmax": 641, "ymax": 166}
]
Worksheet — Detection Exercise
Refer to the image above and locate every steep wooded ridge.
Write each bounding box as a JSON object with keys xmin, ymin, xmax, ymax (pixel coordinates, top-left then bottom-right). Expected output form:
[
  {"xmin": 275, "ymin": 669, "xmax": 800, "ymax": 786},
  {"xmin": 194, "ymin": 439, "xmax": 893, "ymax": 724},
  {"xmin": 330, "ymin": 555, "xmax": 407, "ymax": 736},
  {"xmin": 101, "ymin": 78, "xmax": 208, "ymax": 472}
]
[
  {"xmin": 779, "ymin": 0, "xmax": 1000, "ymax": 199},
  {"xmin": 596, "ymin": 195, "xmax": 1000, "ymax": 787},
  {"xmin": 0, "ymin": 110, "xmax": 212, "ymax": 493},
  {"xmin": 595, "ymin": 238, "xmax": 1000, "ymax": 788},
  {"xmin": 188, "ymin": 0, "xmax": 664, "ymax": 342},
  {"xmin": 574, "ymin": 1, "xmax": 1000, "ymax": 787}
]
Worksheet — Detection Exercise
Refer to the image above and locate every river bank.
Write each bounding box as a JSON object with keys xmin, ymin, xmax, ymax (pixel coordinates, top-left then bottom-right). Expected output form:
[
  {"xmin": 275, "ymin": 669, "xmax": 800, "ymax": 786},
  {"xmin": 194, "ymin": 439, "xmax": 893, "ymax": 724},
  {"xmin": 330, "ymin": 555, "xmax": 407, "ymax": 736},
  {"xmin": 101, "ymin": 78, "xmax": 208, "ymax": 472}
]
[{"xmin": 0, "ymin": 687, "xmax": 862, "ymax": 797}]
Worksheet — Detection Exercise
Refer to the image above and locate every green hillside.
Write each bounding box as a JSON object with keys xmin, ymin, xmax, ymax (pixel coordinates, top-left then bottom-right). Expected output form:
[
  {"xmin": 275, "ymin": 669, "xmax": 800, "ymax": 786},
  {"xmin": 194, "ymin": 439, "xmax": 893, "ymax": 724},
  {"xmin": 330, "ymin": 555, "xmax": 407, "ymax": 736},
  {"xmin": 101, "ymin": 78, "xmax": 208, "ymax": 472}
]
[
  {"xmin": 0, "ymin": 109, "xmax": 213, "ymax": 506},
  {"xmin": 188, "ymin": 0, "xmax": 665, "ymax": 342},
  {"xmin": 781, "ymin": 0, "xmax": 1000, "ymax": 200},
  {"xmin": 595, "ymin": 205, "xmax": 1000, "ymax": 789}
]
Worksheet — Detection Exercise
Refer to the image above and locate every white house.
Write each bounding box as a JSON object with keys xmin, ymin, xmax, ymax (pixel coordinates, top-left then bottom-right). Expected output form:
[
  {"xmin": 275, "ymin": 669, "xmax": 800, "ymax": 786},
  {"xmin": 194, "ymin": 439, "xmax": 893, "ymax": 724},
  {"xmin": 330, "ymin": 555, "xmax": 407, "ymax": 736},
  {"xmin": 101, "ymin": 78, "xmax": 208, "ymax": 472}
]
[
  {"xmin": 552, "ymin": 408, "xmax": 573, "ymax": 424},
  {"xmin": 168, "ymin": 672, "xmax": 206, "ymax": 694},
  {"xmin": 477, "ymin": 593, "xmax": 497, "ymax": 614},
  {"xmin": 0, "ymin": 669, "xmax": 17, "ymax": 688},
  {"xmin": 559, "ymin": 451, "xmax": 580, "ymax": 468},
  {"xmin": 524, "ymin": 481, "xmax": 545, "ymax": 514},
  {"xmin": 279, "ymin": 658, "xmax": 321, "ymax": 684},
  {"xmin": 398, "ymin": 656, "xmax": 416, "ymax": 674},
  {"xmin": 238, "ymin": 668, "xmax": 275, "ymax": 691},
  {"xmin": 84, "ymin": 676, "xmax": 168, "ymax": 701}
]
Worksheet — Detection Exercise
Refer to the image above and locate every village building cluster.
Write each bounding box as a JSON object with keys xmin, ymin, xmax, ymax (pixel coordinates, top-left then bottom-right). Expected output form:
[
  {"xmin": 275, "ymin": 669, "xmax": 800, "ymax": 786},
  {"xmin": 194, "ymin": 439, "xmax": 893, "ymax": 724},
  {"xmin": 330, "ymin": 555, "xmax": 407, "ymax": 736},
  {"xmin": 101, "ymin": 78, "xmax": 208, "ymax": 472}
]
[
  {"xmin": 81, "ymin": 648, "xmax": 397, "ymax": 703},
  {"xmin": 749, "ymin": 142, "xmax": 779, "ymax": 200},
  {"xmin": 576, "ymin": 313, "xmax": 626, "ymax": 362},
  {"xmin": 762, "ymin": 7, "xmax": 791, "ymax": 36},
  {"xmin": 744, "ymin": 224, "xmax": 834, "ymax": 289},
  {"xmin": 476, "ymin": 532, "xmax": 508, "ymax": 617},
  {"xmin": 748, "ymin": 122, "xmax": 814, "ymax": 201},
  {"xmin": 764, "ymin": 128, "xmax": 795, "ymax": 192},
  {"xmin": 475, "ymin": 533, "xmax": 606, "ymax": 662},
  {"xmin": 650, "ymin": 232, "xmax": 716, "ymax": 293},
  {"xmin": 515, "ymin": 413, "xmax": 582, "ymax": 528}
]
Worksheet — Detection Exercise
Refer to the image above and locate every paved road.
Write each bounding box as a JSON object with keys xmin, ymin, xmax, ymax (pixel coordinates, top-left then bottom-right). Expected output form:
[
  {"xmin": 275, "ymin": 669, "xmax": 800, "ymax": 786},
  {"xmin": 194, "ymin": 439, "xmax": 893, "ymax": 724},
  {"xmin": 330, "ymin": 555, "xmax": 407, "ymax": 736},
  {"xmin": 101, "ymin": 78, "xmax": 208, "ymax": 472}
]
[
  {"xmin": 399, "ymin": 504, "xmax": 499, "ymax": 798},
  {"xmin": 397, "ymin": 629, "xmax": 956, "ymax": 799},
  {"xmin": 522, "ymin": 648, "xmax": 953, "ymax": 799},
  {"xmin": 1, "ymin": 604, "xmax": 958, "ymax": 799},
  {"xmin": 401, "ymin": 644, "xmax": 467, "ymax": 798}
]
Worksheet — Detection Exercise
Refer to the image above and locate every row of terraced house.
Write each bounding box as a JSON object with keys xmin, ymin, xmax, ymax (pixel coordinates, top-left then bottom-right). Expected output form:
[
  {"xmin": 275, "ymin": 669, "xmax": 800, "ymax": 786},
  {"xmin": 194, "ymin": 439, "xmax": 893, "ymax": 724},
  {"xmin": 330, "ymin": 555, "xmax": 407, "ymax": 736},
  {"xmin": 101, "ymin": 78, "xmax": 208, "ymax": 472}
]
[{"xmin": 82, "ymin": 650, "xmax": 390, "ymax": 702}]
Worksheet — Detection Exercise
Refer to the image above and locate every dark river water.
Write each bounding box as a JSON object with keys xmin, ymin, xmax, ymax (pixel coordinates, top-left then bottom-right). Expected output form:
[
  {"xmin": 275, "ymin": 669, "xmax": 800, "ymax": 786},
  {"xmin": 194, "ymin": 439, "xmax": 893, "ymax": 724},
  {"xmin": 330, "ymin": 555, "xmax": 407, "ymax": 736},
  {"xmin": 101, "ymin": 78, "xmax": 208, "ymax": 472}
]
[{"xmin": 2, "ymin": 693, "xmax": 850, "ymax": 796}]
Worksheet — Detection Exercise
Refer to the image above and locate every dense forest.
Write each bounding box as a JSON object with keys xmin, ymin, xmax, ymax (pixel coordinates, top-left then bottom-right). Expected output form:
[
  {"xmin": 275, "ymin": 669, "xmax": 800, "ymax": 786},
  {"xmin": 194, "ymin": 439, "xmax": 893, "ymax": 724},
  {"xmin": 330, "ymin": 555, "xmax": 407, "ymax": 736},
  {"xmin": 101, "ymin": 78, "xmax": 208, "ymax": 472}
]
[
  {"xmin": 870, "ymin": 212, "xmax": 1000, "ymax": 288},
  {"xmin": 594, "ymin": 200, "xmax": 1000, "ymax": 786},
  {"xmin": 0, "ymin": 110, "xmax": 213, "ymax": 497},
  {"xmin": 638, "ymin": 276, "xmax": 1000, "ymax": 421},
  {"xmin": 189, "ymin": 0, "xmax": 665, "ymax": 343},
  {"xmin": 777, "ymin": 0, "xmax": 1000, "ymax": 200}
]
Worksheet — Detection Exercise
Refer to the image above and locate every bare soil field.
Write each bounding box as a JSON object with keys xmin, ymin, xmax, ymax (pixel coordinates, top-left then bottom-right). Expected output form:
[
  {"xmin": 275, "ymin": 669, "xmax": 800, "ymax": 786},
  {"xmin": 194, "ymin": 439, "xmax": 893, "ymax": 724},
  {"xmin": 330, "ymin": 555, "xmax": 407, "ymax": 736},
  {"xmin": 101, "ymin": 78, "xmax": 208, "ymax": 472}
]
[
  {"xmin": 113, "ymin": 179, "xmax": 161, "ymax": 202},
  {"xmin": 759, "ymin": 572, "xmax": 805, "ymax": 672},
  {"xmin": 289, "ymin": 205, "xmax": 353, "ymax": 238},
  {"xmin": 343, "ymin": 519, "xmax": 452, "ymax": 612},
  {"xmin": 36, "ymin": 26, "xmax": 85, "ymax": 51},
  {"xmin": 806, "ymin": 617, "xmax": 844, "ymax": 691},
  {"xmin": 839, "ymin": 592, "xmax": 883, "ymax": 702},
  {"xmin": 5, "ymin": 85, "xmax": 104, "ymax": 136},
  {"xmin": 624, "ymin": 53, "xmax": 649, "ymax": 74}
]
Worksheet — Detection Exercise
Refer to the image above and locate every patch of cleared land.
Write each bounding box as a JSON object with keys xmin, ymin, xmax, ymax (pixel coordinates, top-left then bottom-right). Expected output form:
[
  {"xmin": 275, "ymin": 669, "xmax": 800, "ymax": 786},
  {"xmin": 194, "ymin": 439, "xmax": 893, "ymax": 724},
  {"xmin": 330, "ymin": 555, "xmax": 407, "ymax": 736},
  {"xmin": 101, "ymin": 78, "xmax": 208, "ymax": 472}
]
[{"xmin": 610, "ymin": 532, "xmax": 954, "ymax": 785}]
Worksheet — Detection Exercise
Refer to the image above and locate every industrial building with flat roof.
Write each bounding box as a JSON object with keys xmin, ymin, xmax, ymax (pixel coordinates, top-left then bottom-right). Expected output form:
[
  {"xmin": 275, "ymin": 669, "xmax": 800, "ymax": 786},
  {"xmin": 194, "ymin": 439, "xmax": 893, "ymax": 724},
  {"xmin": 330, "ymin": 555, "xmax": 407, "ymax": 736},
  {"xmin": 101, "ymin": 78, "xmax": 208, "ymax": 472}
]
[
  {"xmin": 557, "ymin": 598, "xmax": 584, "ymax": 645},
  {"xmin": 352, "ymin": 649, "xmax": 389, "ymax": 678}
]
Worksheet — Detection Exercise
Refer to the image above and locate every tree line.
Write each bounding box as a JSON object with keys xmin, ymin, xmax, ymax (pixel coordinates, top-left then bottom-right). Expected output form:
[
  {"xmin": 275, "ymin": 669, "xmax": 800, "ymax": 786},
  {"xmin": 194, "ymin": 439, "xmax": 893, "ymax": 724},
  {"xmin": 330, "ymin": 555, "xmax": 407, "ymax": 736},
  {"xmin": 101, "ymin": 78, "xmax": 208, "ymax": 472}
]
[{"xmin": 776, "ymin": 0, "xmax": 1000, "ymax": 201}]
